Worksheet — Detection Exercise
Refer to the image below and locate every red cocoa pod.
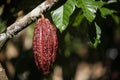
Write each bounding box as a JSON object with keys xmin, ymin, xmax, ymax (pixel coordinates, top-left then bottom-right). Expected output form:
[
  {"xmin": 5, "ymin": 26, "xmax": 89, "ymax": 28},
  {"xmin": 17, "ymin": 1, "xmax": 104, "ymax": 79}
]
[{"xmin": 32, "ymin": 17, "xmax": 58, "ymax": 75}]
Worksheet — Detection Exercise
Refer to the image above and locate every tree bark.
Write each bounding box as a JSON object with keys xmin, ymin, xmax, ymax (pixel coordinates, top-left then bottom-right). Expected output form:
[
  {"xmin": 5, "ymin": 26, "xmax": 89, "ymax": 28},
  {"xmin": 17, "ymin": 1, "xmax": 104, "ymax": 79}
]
[
  {"xmin": 0, "ymin": 0, "xmax": 58, "ymax": 49},
  {"xmin": 0, "ymin": 63, "xmax": 8, "ymax": 80}
]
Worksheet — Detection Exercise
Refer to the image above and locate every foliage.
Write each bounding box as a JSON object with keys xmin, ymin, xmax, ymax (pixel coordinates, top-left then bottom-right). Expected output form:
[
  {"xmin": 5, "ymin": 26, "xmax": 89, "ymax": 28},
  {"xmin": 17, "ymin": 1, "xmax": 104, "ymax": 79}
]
[
  {"xmin": 51, "ymin": 0, "xmax": 75, "ymax": 32},
  {"xmin": 51, "ymin": 0, "xmax": 117, "ymax": 47}
]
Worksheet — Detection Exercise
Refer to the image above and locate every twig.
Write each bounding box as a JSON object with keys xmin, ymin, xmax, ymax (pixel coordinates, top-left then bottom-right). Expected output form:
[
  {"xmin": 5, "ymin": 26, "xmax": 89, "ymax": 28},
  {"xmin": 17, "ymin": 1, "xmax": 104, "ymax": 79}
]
[
  {"xmin": 0, "ymin": 63, "xmax": 8, "ymax": 80},
  {"xmin": 0, "ymin": 0, "xmax": 58, "ymax": 49}
]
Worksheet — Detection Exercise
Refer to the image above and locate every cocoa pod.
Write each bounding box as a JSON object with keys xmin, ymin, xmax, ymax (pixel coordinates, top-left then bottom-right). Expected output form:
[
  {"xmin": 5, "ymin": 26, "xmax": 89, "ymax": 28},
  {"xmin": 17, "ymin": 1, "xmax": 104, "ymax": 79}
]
[{"xmin": 32, "ymin": 17, "xmax": 58, "ymax": 75}]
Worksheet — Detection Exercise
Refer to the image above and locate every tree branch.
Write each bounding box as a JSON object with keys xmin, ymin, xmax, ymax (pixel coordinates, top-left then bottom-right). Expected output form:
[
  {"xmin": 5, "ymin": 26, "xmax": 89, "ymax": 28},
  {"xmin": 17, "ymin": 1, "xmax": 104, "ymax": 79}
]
[
  {"xmin": 0, "ymin": 0, "xmax": 58, "ymax": 49},
  {"xmin": 0, "ymin": 63, "xmax": 8, "ymax": 80}
]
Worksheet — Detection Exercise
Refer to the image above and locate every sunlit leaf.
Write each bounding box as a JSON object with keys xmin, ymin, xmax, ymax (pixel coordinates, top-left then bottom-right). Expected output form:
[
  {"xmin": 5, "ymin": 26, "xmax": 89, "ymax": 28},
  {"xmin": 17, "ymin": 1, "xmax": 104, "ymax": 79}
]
[
  {"xmin": 75, "ymin": 0, "xmax": 97, "ymax": 22},
  {"xmin": 51, "ymin": 0, "xmax": 75, "ymax": 32},
  {"xmin": 75, "ymin": 0, "xmax": 105, "ymax": 22}
]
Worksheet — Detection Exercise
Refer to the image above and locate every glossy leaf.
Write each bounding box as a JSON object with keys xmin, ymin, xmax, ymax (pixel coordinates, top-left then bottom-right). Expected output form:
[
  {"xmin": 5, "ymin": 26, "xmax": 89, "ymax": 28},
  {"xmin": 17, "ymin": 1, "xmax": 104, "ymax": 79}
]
[
  {"xmin": 51, "ymin": 0, "xmax": 75, "ymax": 32},
  {"xmin": 75, "ymin": 0, "xmax": 97, "ymax": 22},
  {"xmin": 75, "ymin": 0, "xmax": 105, "ymax": 22}
]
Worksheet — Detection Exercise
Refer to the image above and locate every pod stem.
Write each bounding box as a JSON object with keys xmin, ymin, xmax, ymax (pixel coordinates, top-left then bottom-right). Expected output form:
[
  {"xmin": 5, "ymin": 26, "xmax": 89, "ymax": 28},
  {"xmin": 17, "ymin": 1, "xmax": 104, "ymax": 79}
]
[
  {"xmin": 37, "ymin": 13, "xmax": 45, "ymax": 23},
  {"xmin": 40, "ymin": 13, "xmax": 45, "ymax": 19}
]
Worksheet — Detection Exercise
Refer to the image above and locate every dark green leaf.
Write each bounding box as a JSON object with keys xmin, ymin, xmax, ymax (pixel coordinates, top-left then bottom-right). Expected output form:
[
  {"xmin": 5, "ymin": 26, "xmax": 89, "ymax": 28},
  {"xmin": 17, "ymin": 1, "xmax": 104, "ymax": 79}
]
[
  {"xmin": 100, "ymin": 7, "xmax": 115, "ymax": 18},
  {"xmin": 112, "ymin": 14, "xmax": 120, "ymax": 25},
  {"xmin": 0, "ymin": 21, "xmax": 6, "ymax": 33},
  {"xmin": 72, "ymin": 11, "xmax": 84, "ymax": 27}
]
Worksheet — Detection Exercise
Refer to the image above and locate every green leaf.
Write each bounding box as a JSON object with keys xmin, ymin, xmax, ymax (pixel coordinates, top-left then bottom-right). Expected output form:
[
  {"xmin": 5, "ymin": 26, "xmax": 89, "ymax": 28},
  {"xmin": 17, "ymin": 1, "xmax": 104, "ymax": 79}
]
[
  {"xmin": 75, "ymin": 0, "xmax": 105, "ymax": 22},
  {"xmin": 75, "ymin": 0, "xmax": 98, "ymax": 22},
  {"xmin": 75, "ymin": 0, "xmax": 82, "ymax": 8},
  {"xmin": 96, "ymin": 1, "xmax": 105, "ymax": 8},
  {"xmin": 100, "ymin": 7, "xmax": 115, "ymax": 18},
  {"xmin": 51, "ymin": 0, "xmax": 75, "ymax": 32},
  {"xmin": 94, "ymin": 23, "xmax": 101, "ymax": 48}
]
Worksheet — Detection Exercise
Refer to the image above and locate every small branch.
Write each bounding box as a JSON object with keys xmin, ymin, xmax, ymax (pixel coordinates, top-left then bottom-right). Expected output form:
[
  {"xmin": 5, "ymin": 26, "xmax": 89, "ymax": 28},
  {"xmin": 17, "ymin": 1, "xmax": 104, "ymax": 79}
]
[
  {"xmin": 0, "ymin": 0, "xmax": 58, "ymax": 49},
  {"xmin": 0, "ymin": 63, "xmax": 8, "ymax": 80}
]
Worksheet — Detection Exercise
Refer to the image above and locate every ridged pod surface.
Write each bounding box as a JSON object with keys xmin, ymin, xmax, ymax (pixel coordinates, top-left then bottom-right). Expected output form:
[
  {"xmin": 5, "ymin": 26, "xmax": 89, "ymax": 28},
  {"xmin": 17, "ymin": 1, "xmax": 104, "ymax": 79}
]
[{"xmin": 32, "ymin": 18, "xmax": 58, "ymax": 75}]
